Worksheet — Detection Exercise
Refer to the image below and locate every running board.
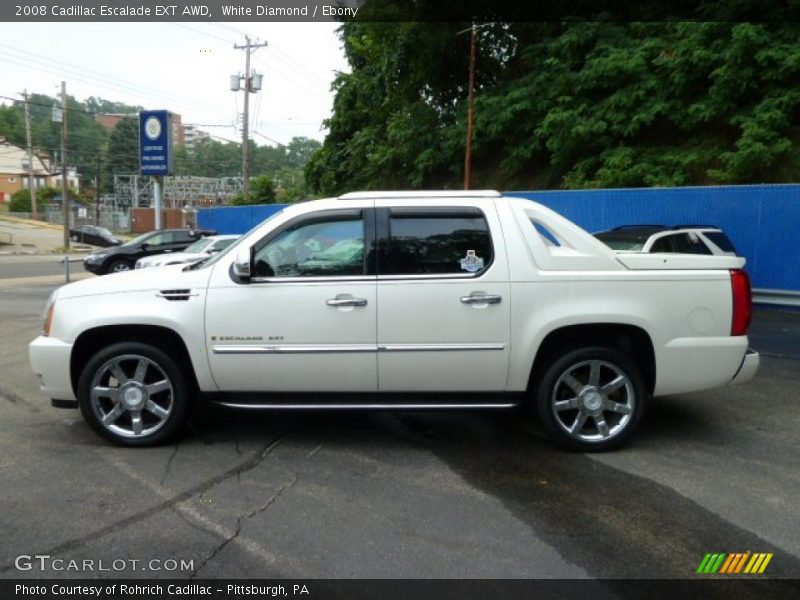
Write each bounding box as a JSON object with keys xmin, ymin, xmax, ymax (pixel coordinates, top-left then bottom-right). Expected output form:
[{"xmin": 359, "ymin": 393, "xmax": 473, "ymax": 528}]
[{"xmin": 213, "ymin": 402, "xmax": 517, "ymax": 410}]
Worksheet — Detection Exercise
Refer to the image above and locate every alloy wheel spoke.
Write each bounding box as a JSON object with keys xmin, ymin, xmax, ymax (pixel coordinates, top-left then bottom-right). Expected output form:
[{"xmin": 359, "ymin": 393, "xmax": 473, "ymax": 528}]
[
  {"xmin": 588, "ymin": 361, "xmax": 601, "ymax": 387},
  {"xmin": 562, "ymin": 374, "xmax": 584, "ymax": 394},
  {"xmin": 146, "ymin": 380, "xmax": 170, "ymax": 395},
  {"xmin": 93, "ymin": 386, "xmax": 119, "ymax": 402},
  {"xmin": 601, "ymin": 375, "xmax": 626, "ymax": 395},
  {"xmin": 605, "ymin": 400, "xmax": 632, "ymax": 415},
  {"xmin": 146, "ymin": 400, "xmax": 169, "ymax": 420},
  {"xmin": 133, "ymin": 359, "xmax": 148, "ymax": 383},
  {"xmin": 110, "ymin": 364, "xmax": 128, "ymax": 384},
  {"xmin": 570, "ymin": 411, "xmax": 588, "ymax": 434},
  {"xmin": 595, "ymin": 415, "xmax": 611, "ymax": 438},
  {"xmin": 131, "ymin": 411, "xmax": 144, "ymax": 435},
  {"xmin": 101, "ymin": 404, "xmax": 126, "ymax": 425},
  {"xmin": 554, "ymin": 397, "xmax": 579, "ymax": 411}
]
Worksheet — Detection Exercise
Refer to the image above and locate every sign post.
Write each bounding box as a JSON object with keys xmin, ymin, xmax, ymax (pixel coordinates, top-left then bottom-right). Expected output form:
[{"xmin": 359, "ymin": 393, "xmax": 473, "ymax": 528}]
[{"xmin": 138, "ymin": 110, "xmax": 173, "ymax": 230}]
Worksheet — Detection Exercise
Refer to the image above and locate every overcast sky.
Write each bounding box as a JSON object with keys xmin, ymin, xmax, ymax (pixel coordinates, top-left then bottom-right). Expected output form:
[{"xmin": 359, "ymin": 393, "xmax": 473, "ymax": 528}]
[{"xmin": 0, "ymin": 22, "xmax": 349, "ymax": 146}]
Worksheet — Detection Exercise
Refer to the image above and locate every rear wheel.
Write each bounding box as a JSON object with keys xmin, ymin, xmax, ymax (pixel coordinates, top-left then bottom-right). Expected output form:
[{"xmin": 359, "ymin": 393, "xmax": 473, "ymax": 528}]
[
  {"xmin": 77, "ymin": 342, "xmax": 191, "ymax": 446},
  {"xmin": 534, "ymin": 347, "xmax": 646, "ymax": 451}
]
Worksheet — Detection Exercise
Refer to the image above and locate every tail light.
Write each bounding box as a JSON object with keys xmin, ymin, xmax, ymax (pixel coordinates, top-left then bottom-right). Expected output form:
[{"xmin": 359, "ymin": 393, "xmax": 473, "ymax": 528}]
[{"xmin": 730, "ymin": 269, "xmax": 752, "ymax": 336}]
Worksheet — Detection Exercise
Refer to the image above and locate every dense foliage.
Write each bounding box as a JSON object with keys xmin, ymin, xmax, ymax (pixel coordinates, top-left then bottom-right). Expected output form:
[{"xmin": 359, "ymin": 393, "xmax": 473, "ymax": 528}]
[
  {"xmin": 231, "ymin": 175, "xmax": 277, "ymax": 205},
  {"xmin": 307, "ymin": 17, "xmax": 800, "ymax": 194}
]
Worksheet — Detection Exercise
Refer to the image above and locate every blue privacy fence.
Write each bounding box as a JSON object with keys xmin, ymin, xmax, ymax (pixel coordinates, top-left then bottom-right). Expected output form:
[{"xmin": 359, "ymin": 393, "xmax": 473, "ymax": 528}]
[
  {"xmin": 198, "ymin": 184, "xmax": 798, "ymax": 293},
  {"xmin": 198, "ymin": 204, "xmax": 286, "ymax": 235},
  {"xmin": 508, "ymin": 184, "xmax": 799, "ymax": 292}
]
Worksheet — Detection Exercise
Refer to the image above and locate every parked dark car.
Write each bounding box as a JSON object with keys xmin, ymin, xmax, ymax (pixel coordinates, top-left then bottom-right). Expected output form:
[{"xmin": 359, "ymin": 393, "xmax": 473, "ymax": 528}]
[
  {"xmin": 69, "ymin": 225, "xmax": 122, "ymax": 247},
  {"xmin": 83, "ymin": 228, "xmax": 216, "ymax": 275}
]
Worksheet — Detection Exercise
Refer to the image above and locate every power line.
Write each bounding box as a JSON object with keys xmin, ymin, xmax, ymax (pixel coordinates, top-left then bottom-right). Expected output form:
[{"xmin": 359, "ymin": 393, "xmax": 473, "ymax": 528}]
[{"xmin": 0, "ymin": 44, "xmax": 229, "ymax": 117}]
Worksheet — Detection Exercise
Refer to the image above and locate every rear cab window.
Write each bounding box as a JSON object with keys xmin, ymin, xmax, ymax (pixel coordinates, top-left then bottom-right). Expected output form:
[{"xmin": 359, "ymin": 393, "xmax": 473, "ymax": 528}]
[
  {"xmin": 703, "ymin": 231, "xmax": 737, "ymax": 254},
  {"xmin": 379, "ymin": 207, "xmax": 493, "ymax": 276}
]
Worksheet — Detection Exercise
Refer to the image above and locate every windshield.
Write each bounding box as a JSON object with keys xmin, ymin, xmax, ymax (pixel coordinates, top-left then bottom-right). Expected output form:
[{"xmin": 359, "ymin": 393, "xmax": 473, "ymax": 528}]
[
  {"xmin": 184, "ymin": 238, "xmax": 215, "ymax": 253},
  {"xmin": 594, "ymin": 234, "xmax": 647, "ymax": 251},
  {"xmin": 96, "ymin": 227, "xmax": 114, "ymax": 236},
  {"xmin": 186, "ymin": 209, "xmax": 286, "ymax": 271},
  {"xmin": 122, "ymin": 232, "xmax": 155, "ymax": 247}
]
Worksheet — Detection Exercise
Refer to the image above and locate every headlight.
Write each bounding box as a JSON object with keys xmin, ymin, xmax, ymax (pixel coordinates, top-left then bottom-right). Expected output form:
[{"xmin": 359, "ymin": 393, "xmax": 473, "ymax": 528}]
[
  {"xmin": 42, "ymin": 291, "xmax": 57, "ymax": 336},
  {"xmin": 86, "ymin": 253, "xmax": 107, "ymax": 263}
]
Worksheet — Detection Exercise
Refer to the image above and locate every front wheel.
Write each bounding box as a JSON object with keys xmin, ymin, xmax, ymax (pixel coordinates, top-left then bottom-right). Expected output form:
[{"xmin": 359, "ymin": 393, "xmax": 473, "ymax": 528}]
[
  {"xmin": 107, "ymin": 259, "xmax": 132, "ymax": 273},
  {"xmin": 534, "ymin": 347, "xmax": 646, "ymax": 452},
  {"xmin": 77, "ymin": 342, "xmax": 191, "ymax": 446}
]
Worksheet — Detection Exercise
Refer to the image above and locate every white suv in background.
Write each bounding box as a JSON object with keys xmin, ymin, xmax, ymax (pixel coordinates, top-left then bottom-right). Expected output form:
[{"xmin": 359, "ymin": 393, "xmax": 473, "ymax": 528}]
[{"xmin": 594, "ymin": 225, "xmax": 737, "ymax": 256}]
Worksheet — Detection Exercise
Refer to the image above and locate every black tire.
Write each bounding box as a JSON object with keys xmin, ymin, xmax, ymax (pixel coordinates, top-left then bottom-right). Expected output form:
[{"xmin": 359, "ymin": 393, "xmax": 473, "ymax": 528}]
[
  {"xmin": 106, "ymin": 258, "xmax": 132, "ymax": 274},
  {"xmin": 534, "ymin": 346, "xmax": 646, "ymax": 452},
  {"xmin": 77, "ymin": 342, "xmax": 191, "ymax": 446}
]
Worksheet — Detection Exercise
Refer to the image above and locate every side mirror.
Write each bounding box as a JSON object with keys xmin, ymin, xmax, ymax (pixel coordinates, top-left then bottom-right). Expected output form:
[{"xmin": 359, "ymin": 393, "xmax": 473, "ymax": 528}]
[{"xmin": 232, "ymin": 246, "xmax": 252, "ymax": 279}]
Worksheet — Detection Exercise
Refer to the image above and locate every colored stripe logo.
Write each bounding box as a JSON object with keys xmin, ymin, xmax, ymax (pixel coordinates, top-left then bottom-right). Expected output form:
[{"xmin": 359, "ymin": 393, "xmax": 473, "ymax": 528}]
[{"xmin": 696, "ymin": 552, "xmax": 773, "ymax": 574}]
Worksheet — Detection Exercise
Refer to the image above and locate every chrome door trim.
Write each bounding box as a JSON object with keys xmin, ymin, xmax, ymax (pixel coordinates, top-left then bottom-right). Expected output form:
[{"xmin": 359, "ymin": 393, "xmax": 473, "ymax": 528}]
[
  {"xmin": 250, "ymin": 275, "xmax": 377, "ymax": 284},
  {"xmin": 211, "ymin": 342, "xmax": 506, "ymax": 355},
  {"xmin": 378, "ymin": 343, "xmax": 506, "ymax": 352},
  {"xmin": 212, "ymin": 344, "xmax": 379, "ymax": 354}
]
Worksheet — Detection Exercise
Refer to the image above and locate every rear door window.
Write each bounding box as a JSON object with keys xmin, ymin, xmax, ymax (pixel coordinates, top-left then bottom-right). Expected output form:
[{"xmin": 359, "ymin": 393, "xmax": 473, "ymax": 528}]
[{"xmin": 382, "ymin": 208, "xmax": 492, "ymax": 276}]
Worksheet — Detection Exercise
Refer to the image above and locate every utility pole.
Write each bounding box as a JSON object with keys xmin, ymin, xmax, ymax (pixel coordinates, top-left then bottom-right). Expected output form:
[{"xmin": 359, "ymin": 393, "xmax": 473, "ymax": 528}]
[
  {"xmin": 232, "ymin": 36, "xmax": 267, "ymax": 201},
  {"xmin": 94, "ymin": 153, "xmax": 101, "ymax": 225},
  {"xmin": 464, "ymin": 24, "xmax": 477, "ymax": 190},
  {"xmin": 23, "ymin": 90, "xmax": 37, "ymax": 220},
  {"xmin": 60, "ymin": 81, "xmax": 69, "ymax": 250}
]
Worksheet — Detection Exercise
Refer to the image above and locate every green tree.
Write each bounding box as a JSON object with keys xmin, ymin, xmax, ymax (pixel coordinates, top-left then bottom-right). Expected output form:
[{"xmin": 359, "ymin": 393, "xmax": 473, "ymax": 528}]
[
  {"xmin": 308, "ymin": 9, "xmax": 800, "ymax": 192},
  {"xmin": 9, "ymin": 189, "xmax": 32, "ymax": 212},
  {"xmin": 103, "ymin": 117, "xmax": 139, "ymax": 186},
  {"xmin": 231, "ymin": 175, "xmax": 277, "ymax": 205}
]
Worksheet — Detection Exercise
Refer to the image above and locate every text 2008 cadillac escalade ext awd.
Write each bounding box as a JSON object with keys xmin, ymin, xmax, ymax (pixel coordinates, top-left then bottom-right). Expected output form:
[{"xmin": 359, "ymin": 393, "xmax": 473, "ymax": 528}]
[{"xmin": 29, "ymin": 191, "xmax": 758, "ymax": 450}]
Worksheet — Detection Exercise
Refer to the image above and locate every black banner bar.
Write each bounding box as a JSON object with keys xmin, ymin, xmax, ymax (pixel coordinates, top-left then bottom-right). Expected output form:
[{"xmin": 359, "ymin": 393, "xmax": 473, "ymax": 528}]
[
  {"xmin": 3, "ymin": 0, "xmax": 800, "ymax": 23},
  {"xmin": 3, "ymin": 579, "xmax": 800, "ymax": 600}
]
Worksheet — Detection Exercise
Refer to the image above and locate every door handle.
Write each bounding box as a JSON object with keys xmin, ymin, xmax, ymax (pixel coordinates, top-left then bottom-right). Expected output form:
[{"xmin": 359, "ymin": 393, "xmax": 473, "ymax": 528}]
[
  {"xmin": 460, "ymin": 294, "xmax": 502, "ymax": 305},
  {"xmin": 326, "ymin": 297, "xmax": 368, "ymax": 307}
]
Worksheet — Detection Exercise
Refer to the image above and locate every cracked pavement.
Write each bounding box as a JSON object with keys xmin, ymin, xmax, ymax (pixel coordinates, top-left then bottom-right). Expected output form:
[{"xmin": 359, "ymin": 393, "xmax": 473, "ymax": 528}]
[{"xmin": 1, "ymin": 282, "xmax": 800, "ymax": 589}]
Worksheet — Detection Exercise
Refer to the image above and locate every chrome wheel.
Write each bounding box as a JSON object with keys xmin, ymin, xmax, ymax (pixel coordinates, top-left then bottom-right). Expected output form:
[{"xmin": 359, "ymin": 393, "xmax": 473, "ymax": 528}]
[
  {"xmin": 89, "ymin": 354, "xmax": 174, "ymax": 438},
  {"xmin": 110, "ymin": 261, "xmax": 131, "ymax": 273},
  {"xmin": 551, "ymin": 359, "xmax": 635, "ymax": 443}
]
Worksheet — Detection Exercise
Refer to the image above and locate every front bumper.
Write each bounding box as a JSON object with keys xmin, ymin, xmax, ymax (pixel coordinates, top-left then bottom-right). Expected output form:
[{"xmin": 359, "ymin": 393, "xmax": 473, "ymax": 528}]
[
  {"xmin": 29, "ymin": 335, "xmax": 75, "ymax": 402},
  {"xmin": 729, "ymin": 349, "xmax": 759, "ymax": 386},
  {"xmin": 83, "ymin": 258, "xmax": 104, "ymax": 274}
]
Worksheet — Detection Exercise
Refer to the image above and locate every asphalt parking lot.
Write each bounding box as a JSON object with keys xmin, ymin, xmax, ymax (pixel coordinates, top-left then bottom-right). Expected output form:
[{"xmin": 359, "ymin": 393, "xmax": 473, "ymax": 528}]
[{"xmin": 1, "ymin": 277, "xmax": 799, "ymax": 590}]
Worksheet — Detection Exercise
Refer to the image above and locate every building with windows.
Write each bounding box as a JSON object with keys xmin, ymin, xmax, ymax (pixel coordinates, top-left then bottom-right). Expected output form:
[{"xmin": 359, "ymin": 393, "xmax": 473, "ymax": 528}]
[
  {"xmin": 0, "ymin": 139, "xmax": 55, "ymax": 204},
  {"xmin": 182, "ymin": 124, "xmax": 210, "ymax": 149}
]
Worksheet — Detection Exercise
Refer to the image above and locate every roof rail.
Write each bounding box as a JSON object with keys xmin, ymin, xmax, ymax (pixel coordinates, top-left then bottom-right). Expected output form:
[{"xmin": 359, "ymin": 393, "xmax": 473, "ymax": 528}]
[
  {"xmin": 669, "ymin": 224, "xmax": 720, "ymax": 230},
  {"xmin": 611, "ymin": 224, "xmax": 666, "ymax": 230},
  {"xmin": 337, "ymin": 190, "xmax": 502, "ymax": 200}
]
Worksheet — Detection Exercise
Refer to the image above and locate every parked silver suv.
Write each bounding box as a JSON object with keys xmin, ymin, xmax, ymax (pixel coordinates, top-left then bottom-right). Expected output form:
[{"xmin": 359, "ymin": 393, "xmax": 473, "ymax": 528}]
[{"xmin": 594, "ymin": 225, "xmax": 737, "ymax": 255}]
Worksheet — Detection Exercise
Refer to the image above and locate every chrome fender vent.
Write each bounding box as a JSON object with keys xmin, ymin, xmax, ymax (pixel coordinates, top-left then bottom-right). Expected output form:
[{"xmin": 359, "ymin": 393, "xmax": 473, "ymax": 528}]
[{"xmin": 156, "ymin": 289, "xmax": 196, "ymax": 301}]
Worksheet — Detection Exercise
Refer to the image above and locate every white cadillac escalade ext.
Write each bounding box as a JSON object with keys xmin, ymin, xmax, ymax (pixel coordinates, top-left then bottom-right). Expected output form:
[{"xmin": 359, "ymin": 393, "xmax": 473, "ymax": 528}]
[{"xmin": 29, "ymin": 191, "xmax": 759, "ymax": 451}]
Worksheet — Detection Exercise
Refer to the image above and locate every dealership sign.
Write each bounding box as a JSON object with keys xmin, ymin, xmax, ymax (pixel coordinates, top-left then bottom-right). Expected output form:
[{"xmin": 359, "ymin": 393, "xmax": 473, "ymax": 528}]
[{"xmin": 139, "ymin": 110, "xmax": 173, "ymax": 176}]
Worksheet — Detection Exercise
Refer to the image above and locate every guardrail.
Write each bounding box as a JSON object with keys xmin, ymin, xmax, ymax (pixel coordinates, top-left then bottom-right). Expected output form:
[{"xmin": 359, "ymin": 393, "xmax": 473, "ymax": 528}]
[
  {"xmin": 753, "ymin": 289, "xmax": 800, "ymax": 308},
  {"xmin": 60, "ymin": 256, "xmax": 84, "ymax": 283}
]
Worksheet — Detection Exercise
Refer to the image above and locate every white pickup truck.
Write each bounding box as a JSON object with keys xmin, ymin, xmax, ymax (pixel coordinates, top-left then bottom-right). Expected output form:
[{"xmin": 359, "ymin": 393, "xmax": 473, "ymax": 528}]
[{"xmin": 29, "ymin": 191, "xmax": 758, "ymax": 450}]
